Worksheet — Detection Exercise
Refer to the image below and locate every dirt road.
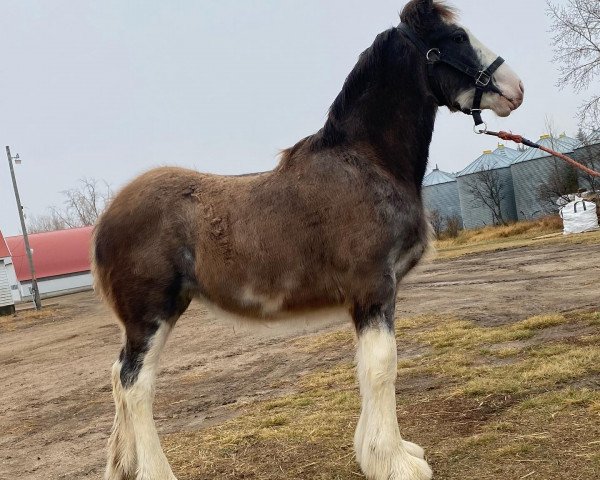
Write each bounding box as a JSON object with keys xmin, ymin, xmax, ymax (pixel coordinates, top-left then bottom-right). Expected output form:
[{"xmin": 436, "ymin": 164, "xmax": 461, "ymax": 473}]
[{"xmin": 1, "ymin": 242, "xmax": 599, "ymax": 479}]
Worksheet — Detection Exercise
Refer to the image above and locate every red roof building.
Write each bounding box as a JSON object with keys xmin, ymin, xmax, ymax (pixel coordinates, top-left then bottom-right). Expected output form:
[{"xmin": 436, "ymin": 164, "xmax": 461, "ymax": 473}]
[
  {"xmin": 0, "ymin": 230, "xmax": 11, "ymax": 258},
  {"xmin": 6, "ymin": 226, "xmax": 93, "ymax": 281}
]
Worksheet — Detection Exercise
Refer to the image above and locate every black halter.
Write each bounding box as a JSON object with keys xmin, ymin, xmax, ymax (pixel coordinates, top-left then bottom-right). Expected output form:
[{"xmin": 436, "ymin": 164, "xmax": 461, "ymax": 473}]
[{"xmin": 397, "ymin": 24, "xmax": 504, "ymax": 130}]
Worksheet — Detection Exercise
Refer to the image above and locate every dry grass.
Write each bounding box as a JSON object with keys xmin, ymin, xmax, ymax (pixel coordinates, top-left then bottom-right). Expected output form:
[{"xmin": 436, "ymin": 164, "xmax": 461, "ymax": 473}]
[
  {"xmin": 437, "ymin": 216, "xmax": 563, "ymax": 246},
  {"xmin": 434, "ymin": 217, "xmax": 600, "ymax": 259},
  {"xmin": 164, "ymin": 310, "xmax": 600, "ymax": 480},
  {"xmin": 164, "ymin": 364, "xmax": 362, "ymax": 479},
  {"xmin": 397, "ymin": 313, "xmax": 600, "ymax": 396},
  {"xmin": 292, "ymin": 329, "xmax": 354, "ymax": 353},
  {"xmin": 0, "ymin": 306, "xmax": 62, "ymax": 332}
]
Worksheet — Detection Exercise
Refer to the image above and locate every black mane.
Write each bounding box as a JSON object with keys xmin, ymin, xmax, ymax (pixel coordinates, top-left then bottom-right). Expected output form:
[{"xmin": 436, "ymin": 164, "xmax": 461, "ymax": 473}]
[
  {"xmin": 282, "ymin": 0, "xmax": 483, "ymax": 189},
  {"xmin": 323, "ymin": 28, "xmax": 398, "ymax": 144},
  {"xmin": 282, "ymin": 25, "xmax": 436, "ymax": 188}
]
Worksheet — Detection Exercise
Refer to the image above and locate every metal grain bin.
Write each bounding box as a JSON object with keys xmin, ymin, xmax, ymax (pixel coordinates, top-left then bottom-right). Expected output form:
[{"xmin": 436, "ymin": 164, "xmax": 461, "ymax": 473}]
[
  {"xmin": 571, "ymin": 131, "xmax": 600, "ymax": 192},
  {"xmin": 510, "ymin": 134, "xmax": 580, "ymax": 220},
  {"xmin": 457, "ymin": 149, "xmax": 518, "ymax": 229},
  {"xmin": 422, "ymin": 167, "xmax": 463, "ymax": 229}
]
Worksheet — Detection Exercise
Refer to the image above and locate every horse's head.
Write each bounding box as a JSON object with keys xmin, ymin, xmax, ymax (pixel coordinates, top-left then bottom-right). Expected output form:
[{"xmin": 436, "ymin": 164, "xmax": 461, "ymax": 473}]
[{"xmin": 400, "ymin": 0, "xmax": 524, "ymax": 120}]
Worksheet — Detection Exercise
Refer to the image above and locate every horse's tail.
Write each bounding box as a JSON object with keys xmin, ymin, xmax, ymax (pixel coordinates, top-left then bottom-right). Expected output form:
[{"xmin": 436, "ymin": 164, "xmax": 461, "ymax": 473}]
[{"xmin": 90, "ymin": 216, "xmax": 113, "ymax": 308}]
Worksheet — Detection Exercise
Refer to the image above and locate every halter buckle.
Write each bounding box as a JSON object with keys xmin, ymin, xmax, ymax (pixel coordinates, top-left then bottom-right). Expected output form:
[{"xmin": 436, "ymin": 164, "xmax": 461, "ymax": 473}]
[
  {"xmin": 475, "ymin": 70, "xmax": 492, "ymax": 87},
  {"xmin": 426, "ymin": 48, "xmax": 441, "ymax": 63}
]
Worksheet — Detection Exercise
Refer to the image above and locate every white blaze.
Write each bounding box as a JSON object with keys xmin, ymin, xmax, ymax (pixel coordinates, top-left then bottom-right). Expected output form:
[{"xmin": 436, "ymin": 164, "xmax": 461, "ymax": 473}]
[{"xmin": 455, "ymin": 28, "xmax": 524, "ymax": 117}]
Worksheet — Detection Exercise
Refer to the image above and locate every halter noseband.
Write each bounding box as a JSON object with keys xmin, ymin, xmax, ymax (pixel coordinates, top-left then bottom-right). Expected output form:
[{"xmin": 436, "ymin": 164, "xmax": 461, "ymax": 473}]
[{"xmin": 397, "ymin": 24, "xmax": 504, "ymax": 132}]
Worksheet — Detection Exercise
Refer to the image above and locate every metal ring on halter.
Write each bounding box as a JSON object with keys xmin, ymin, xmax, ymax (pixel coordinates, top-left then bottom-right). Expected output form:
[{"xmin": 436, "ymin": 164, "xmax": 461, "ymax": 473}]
[
  {"xmin": 474, "ymin": 122, "xmax": 488, "ymax": 134},
  {"xmin": 426, "ymin": 48, "xmax": 440, "ymax": 62}
]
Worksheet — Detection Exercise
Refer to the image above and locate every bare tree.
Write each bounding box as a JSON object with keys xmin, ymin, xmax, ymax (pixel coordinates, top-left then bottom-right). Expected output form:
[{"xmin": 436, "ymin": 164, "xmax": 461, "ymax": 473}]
[
  {"xmin": 575, "ymin": 128, "xmax": 600, "ymax": 191},
  {"xmin": 535, "ymin": 119, "xmax": 580, "ymax": 211},
  {"xmin": 27, "ymin": 178, "xmax": 113, "ymax": 232},
  {"xmin": 60, "ymin": 177, "xmax": 112, "ymax": 227},
  {"xmin": 536, "ymin": 160, "xmax": 579, "ymax": 213},
  {"xmin": 444, "ymin": 215, "xmax": 462, "ymax": 238},
  {"xmin": 463, "ymin": 168, "xmax": 508, "ymax": 226},
  {"xmin": 27, "ymin": 211, "xmax": 71, "ymax": 234},
  {"xmin": 547, "ymin": 0, "xmax": 600, "ymax": 127},
  {"xmin": 427, "ymin": 209, "xmax": 444, "ymax": 238}
]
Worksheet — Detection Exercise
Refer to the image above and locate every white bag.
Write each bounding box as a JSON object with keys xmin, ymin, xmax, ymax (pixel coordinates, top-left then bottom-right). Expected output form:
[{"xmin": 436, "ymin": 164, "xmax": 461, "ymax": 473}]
[{"xmin": 560, "ymin": 198, "xmax": 599, "ymax": 234}]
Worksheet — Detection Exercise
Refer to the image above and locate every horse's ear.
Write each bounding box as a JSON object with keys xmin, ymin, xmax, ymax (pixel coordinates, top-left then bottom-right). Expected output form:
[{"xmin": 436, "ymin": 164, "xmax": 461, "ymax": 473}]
[{"xmin": 400, "ymin": 0, "xmax": 435, "ymax": 32}]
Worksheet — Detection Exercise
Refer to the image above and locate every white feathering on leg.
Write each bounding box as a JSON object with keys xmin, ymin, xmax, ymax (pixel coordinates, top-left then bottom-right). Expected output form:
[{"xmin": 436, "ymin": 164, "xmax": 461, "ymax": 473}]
[
  {"xmin": 123, "ymin": 323, "xmax": 178, "ymax": 480},
  {"xmin": 355, "ymin": 328, "xmax": 432, "ymax": 480},
  {"xmin": 105, "ymin": 360, "xmax": 137, "ymax": 480}
]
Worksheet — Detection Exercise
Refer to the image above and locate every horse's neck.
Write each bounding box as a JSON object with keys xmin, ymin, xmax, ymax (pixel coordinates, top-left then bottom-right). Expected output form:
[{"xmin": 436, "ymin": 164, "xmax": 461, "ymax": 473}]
[
  {"xmin": 323, "ymin": 40, "xmax": 437, "ymax": 188},
  {"xmin": 361, "ymin": 94, "xmax": 437, "ymax": 189}
]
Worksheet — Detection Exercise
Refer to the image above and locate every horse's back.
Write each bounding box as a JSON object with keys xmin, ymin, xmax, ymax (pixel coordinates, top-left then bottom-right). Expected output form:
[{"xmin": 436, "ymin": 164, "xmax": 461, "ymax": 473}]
[{"xmin": 92, "ymin": 157, "xmax": 427, "ymax": 323}]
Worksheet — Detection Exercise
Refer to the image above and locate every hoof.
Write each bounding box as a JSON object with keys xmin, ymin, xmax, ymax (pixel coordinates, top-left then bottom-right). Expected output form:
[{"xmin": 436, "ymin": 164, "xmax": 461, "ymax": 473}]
[
  {"xmin": 402, "ymin": 440, "xmax": 425, "ymax": 460},
  {"xmin": 359, "ymin": 442, "xmax": 432, "ymax": 480}
]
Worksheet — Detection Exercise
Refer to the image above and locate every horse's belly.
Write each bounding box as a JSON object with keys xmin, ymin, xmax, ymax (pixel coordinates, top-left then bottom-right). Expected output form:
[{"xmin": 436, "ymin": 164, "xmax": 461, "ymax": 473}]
[{"xmin": 199, "ymin": 298, "xmax": 352, "ymax": 334}]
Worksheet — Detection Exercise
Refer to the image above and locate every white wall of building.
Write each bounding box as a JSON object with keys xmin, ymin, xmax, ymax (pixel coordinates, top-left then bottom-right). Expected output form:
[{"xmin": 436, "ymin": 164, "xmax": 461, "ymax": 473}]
[
  {"xmin": 20, "ymin": 271, "xmax": 93, "ymax": 300},
  {"xmin": 1, "ymin": 257, "xmax": 21, "ymax": 302},
  {"xmin": 0, "ymin": 259, "xmax": 15, "ymax": 310}
]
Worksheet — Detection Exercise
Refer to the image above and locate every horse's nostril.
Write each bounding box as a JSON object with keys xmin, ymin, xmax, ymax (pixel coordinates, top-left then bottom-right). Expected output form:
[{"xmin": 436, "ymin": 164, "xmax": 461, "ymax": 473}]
[{"xmin": 519, "ymin": 81, "xmax": 525, "ymax": 95}]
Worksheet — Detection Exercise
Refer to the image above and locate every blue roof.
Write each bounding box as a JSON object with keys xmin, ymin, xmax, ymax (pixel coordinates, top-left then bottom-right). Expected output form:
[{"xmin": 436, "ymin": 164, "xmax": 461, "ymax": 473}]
[
  {"xmin": 557, "ymin": 133, "xmax": 582, "ymax": 150},
  {"xmin": 512, "ymin": 134, "xmax": 580, "ymax": 164},
  {"xmin": 423, "ymin": 168, "xmax": 456, "ymax": 186},
  {"xmin": 457, "ymin": 149, "xmax": 513, "ymax": 177},
  {"xmin": 493, "ymin": 144, "xmax": 521, "ymax": 161}
]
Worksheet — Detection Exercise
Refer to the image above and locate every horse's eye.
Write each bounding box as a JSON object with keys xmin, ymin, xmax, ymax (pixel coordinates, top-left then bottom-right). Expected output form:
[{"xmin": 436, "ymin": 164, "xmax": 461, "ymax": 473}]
[{"xmin": 453, "ymin": 33, "xmax": 468, "ymax": 44}]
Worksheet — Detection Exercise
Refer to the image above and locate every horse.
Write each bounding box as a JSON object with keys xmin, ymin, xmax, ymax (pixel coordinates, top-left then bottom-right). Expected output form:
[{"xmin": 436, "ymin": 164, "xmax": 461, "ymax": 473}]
[{"xmin": 93, "ymin": 1, "xmax": 524, "ymax": 479}]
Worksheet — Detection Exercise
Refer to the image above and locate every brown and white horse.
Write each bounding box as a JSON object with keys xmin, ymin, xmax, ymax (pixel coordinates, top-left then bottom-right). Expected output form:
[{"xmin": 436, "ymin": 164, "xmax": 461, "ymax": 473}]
[{"xmin": 94, "ymin": 1, "xmax": 523, "ymax": 479}]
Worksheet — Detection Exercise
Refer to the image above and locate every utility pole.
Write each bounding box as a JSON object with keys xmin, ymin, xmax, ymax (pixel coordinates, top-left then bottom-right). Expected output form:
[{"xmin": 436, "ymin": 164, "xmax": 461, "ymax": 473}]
[{"xmin": 6, "ymin": 146, "xmax": 42, "ymax": 310}]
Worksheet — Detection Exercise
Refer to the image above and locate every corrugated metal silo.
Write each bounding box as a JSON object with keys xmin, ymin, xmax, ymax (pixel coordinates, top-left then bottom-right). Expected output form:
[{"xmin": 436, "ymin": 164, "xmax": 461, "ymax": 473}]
[
  {"xmin": 422, "ymin": 167, "xmax": 463, "ymax": 228},
  {"xmin": 457, "ymin": 149, "xmax": 518, "ymax": 229},
  {"xmin": 510, "ymin": 134, "xmax": 580, "ymax": 220},
  {"xmin": 571, "ymin": 130, "xmax": 600, "ymax": 192}
]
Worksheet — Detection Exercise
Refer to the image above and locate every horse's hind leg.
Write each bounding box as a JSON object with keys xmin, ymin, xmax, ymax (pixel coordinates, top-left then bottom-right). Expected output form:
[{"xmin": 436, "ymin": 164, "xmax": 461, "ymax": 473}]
[
  {"xmin": 106, "ymin": 319, "xmax": 178, "ymax": 480},
  {"xmin": 106, "ymin": 358, "xmax": 137, "ymax": 479}
]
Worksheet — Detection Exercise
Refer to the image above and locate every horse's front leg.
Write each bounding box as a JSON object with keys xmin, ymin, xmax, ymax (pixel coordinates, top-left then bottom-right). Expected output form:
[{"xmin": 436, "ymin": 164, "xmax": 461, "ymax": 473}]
[{"xmin": 353, "ymin": 301, "xmax": 432, "ymax": 480}]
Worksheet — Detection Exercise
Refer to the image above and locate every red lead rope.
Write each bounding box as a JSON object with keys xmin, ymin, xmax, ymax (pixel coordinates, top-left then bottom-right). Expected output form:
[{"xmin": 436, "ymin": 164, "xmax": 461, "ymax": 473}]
[{"xmin": 482, "ymin": 130, "xmax": 600, "ymax": 178}]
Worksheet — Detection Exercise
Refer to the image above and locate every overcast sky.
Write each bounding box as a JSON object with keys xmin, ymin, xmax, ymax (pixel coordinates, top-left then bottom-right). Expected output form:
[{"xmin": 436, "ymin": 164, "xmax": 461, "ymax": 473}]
[{"xmin": 0, "ymin": 0, "xmax": 594, "ymax": 235}]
